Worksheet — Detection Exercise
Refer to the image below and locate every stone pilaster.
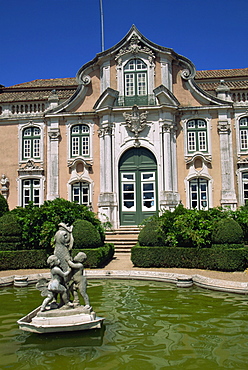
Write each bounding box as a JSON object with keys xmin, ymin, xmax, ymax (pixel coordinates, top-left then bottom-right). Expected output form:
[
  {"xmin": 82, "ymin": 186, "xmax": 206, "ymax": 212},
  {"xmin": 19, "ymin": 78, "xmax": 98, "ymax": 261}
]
[
  {"xmin": 217, "ymin": 119, "xmax": 237, "ymax": 209},
  {"xmin": 98, "ymin": 120, "xmax": 118, "ymax": 228},
  {"xmin": 160, "ymin": 120, "xmax": 179, "ymax": 209},
  {"xmin": 47, "ymin": 126, "xmax": 60, "ymax": 200}
]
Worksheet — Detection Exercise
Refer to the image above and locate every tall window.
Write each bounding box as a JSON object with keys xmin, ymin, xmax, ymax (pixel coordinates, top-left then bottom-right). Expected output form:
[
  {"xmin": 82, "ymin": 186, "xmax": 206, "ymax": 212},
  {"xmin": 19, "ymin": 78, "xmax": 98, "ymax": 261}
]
[
  {"xmin": 124, "ymin": 59, "xmax": 148, "ymax": 106},
  {"xmin": 239, "ymin": 117, "xmax": 248, "ymax": 151},
  {"xmin": 22, "ymin": 179, "xmax": 40, "ymax": 207},
  {"xmin": 71, "ymin": 124, "xmax": 89, "ymax": 157},
  {"xmin": 189, "ymin": 178, "xmax": 208, "ymax": 210},
  {"xmin": 72, "ymin": 182, "xmax": 90, "ymax": 206},
  {"xmin": 22, "ymin": 127, "xmax": 40, "ymax": 159},
  {"xmin": 187, "ymin": 119, "xmax": 207, "ymax": 153},
  {"xmin": 242, "ymin": 172, "xmax": 248, "ymax": 204}
]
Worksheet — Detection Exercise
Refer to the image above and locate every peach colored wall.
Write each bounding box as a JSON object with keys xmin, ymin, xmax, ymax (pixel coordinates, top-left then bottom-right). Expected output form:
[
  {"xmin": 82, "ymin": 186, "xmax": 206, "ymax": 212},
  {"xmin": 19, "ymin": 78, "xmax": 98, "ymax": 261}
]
[
  {"xmin": 155, "ymin": 58, "xmax": 162, "ymax": 87},
  {"xmin": 172, "ymin": 64, "xmax": 202, "ymax": 107},
  {"xmin": 76, "ymin": 71, "xmax": 101, "ymax": 112},
  {"xmin": 0, "ymin": 123, "xmax": 19, "ymax": 209},
  {"xmin": 110, "ymin": 59, "xmax": 117, "ymax": 91},
  {"xmin": 58, "ymin": 122, "xmax": 70, "ymax": 200},
  {"xmin": 58, "ymin": 119, "xmax": 100, "ymax": 214},
  {"xmin": 176, "ymin": 113, "xmax": 224, "ymax": 208}
]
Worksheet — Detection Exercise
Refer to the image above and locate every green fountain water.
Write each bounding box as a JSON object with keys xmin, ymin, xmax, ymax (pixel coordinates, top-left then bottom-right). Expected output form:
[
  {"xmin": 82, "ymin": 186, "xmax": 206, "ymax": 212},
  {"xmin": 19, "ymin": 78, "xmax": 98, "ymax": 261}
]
[{"xmin": 0, "ymin": 280, "xmax": 247, "ymax": 369}]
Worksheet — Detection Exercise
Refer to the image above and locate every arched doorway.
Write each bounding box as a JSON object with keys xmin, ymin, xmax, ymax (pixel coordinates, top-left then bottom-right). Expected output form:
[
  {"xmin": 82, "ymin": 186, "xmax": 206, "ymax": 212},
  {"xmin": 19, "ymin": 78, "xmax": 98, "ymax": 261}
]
[{"xmin": 119, "ymin": 147, "xmax": 158, "ymax": 225}]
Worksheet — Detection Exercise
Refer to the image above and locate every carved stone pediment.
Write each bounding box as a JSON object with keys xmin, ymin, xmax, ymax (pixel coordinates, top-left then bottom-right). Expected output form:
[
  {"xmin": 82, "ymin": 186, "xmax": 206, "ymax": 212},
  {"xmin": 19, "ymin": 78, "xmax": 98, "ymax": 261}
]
[
  {"xmin": 115, "ymin": 33, "xmax": 155, "ymax": 64},
  {"xmin": 18, "ymin": 160, "xmax": 44, "ymax": 176}
]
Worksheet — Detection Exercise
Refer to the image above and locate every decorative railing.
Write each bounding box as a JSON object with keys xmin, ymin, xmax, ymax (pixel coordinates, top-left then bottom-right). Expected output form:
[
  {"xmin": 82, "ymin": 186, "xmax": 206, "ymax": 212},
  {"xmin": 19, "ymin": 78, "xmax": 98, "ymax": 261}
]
[
  {"xmin": 11, "ymin": 103, "xmax": 46, "ymax": 114},
  {"xmin": 231, "ymin": 92, "xmax": 248, "ymax": 103}
]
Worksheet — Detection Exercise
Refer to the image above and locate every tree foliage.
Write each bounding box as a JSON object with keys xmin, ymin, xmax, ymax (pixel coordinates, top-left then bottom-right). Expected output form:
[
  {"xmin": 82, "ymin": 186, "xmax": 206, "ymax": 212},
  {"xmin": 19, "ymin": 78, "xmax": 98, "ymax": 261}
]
[{"xmin": 11, "ymin": 198, "xmax": 105, "ymax": 252}]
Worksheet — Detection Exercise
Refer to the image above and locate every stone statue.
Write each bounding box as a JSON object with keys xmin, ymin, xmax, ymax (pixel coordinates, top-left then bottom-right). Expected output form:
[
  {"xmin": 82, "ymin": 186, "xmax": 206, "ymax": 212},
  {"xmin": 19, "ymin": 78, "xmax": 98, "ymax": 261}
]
[
  {"xmin": 67, "ymin": 252, "xmax": 90, "ymax": 307},
  {"xmin": 0, "ymin": 174, "xmax": 9, "ymax": 199},
  {"xmin": 54, "ymin": 222, "xmax": 74, "ymax": 272},
  {"xmin": 19, "ymin": 222, "xmax": 104, "ymax": 333},
  {"xmin": 37, "ymin": 223, "xmax": 90, "ymax": 311},
  {"xmin": 39, "ymin": 255, "xmax": 72, "ymax": 311}
]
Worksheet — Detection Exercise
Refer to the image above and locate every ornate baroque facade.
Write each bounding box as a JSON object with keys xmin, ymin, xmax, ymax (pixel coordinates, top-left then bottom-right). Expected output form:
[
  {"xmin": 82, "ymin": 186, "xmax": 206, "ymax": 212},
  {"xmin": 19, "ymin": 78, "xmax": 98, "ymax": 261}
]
[{"xmin": 1, "ymin": 26, "xmax": 248, "ymax": 228}]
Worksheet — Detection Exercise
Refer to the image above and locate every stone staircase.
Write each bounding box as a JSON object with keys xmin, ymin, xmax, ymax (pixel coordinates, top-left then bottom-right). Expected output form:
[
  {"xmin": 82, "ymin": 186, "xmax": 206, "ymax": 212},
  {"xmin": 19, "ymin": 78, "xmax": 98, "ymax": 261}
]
[{"xmin": 105, "ymin": 227, "xmax": 141, "ymax": 254}]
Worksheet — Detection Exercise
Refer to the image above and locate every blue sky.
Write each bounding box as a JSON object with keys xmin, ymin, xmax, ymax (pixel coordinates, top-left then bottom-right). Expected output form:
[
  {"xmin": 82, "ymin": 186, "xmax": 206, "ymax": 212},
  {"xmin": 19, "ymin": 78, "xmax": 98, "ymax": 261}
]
[{"xmin": 1, "ymin": 0, "xmax": 247, "ymax": 87}]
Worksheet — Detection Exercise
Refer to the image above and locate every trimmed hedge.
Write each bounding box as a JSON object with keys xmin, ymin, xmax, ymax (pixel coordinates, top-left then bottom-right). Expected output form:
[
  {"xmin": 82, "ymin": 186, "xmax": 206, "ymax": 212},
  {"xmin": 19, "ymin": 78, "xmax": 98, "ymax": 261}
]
[
  {"xmin": 0, "ymin": 250, "xmax": 48, "ymax": 270},
  {"xmin": 73, "ymin": 219, "xmax": 103, "ymax": 249},
  {"xmin": 72, "ymin": 243, "xmax": 114, "ymax": 268},
  {"xmin": 212, "ymin": 218, "xmax": 244, "ymax": 244},
  {"xmin": 138, "ymin": 219, "xmax": 166, "ymax": 246},
  {"xmin": 0, "ymin": 213, "xmax": 22, "ymax": 251},
  {"xmin": 0, "ymin": 244, "xmax": 114, "ymax": 271},
  {"xmin": 131, "ymin": 245, "xmax": 248, "ymax": 272},
  {"xmin": 212, "ymin": 243, "xmax": 245, "ymax": 249}
]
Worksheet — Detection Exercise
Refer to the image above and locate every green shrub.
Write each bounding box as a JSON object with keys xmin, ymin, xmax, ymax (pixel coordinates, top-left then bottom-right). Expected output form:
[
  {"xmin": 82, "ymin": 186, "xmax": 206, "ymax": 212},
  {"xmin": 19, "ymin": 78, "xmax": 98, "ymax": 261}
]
[
  {"xmin": 131, "ymin": 245, "xmax": 248, "ymax": 271},
  {"xmin": 138, "ymin": 219, "xmax": 166, "ymax": 246},
  {"xmin": 72, "ymin": 243, "xmax": 114, "ymax": 268},
  {"xmin": 0, "ymin": 250, "xmax": 48, "ymax": 270},
  {"xmin": 212, "ymin": 243, "xmax": 244, "ymax": 249},
  {"xmin": 0, "ymin": 213, "xmax": 22, "ymax": 236},
  {"xmin": 212, "ymin": 218, "xmax": 244, "ymax": 244},
  {"xmin": 73, "ymin": 219, "xmax": 103, "ymax": 249},
  {"xmin": 0, "ymin": 213, "xmax": 22, "ymax": 251},
  {"xmin": 0, "ymin": 244, "xmax": 114, "ymax": 271},
  {"xmin": 0, "ymin": 194, "xmax": 9, "ymax": 218},
  {"xmin": 12, "ymin": 198, "xmax": 105, "ymax": 252}
]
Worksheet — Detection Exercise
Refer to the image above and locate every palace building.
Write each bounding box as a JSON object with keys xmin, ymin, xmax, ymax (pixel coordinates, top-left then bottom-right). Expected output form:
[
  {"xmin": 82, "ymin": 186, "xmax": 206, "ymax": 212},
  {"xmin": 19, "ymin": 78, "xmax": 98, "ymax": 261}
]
[{"xmin": 1, "ymin": 25, "xmax": 248, "ymax": 228}]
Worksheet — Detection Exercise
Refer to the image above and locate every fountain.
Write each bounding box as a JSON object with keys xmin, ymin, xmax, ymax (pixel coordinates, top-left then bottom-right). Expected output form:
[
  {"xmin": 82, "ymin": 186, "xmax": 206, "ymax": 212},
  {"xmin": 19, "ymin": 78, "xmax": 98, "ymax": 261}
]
[{"xmin": 17, "ymin": 223, "xmax": 104, "ymax": 333}]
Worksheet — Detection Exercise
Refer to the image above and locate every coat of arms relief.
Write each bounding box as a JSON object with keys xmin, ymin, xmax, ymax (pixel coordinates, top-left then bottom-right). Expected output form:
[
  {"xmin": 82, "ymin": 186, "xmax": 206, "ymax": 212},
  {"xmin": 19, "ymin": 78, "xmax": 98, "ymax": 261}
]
[{"xmin": 123, "ymin": 105, "xmax": 148, "ymax": 147}]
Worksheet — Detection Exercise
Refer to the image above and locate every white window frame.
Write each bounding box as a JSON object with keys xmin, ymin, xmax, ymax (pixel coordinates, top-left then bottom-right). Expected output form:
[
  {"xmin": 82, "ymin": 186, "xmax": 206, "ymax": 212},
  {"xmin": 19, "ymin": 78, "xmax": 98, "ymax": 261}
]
[
  {"xmin": 239, "ymin": 116, "xmax": 248, "ymax": 152},
  {"xmin": 19, "ymin": 122, "xmax": 44, "ymax": 164},
  {"xmin": 116, "ymin": 54, "xmax": 155, "ymax": 106},
  {"xmin": 121, "ymin": 172, "xmax": 136, "ymax": 212},
  {"xmin": 71, "ymin": 181, "xmax": 90, "ymax": 206},
  {"xmin": 17, "ymin": 175, "xmax": 45, "ymax": 207},
  {"xmin": 189, "ymin": 178, "xmax": 209, "ymax": 210},
  {"xmin": 67, "ymin": 120, "xmax": 93, "ymax": 161},
  {"xmin": 141, "ymin": 172, "xmax": 156, "ymax": 212},
  {"xmin": 183, "ymin": 116, "xmax": 211, "ymax": 157}
]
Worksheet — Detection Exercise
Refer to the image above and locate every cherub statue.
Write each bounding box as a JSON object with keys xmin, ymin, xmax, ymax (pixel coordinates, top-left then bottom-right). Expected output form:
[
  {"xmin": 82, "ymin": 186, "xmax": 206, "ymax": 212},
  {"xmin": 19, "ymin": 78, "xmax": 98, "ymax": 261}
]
[
  {"xmin": 67, "ymin": 252, "xmax": 90, "ymax": 307},
  {"xmin": 37, "ymin": 255, "xmax": 71, "ymax": 311}
]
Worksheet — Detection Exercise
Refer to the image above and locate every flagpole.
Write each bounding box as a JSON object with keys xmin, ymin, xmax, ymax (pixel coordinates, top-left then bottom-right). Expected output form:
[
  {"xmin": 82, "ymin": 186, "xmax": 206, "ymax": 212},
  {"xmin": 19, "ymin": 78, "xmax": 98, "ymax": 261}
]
[{"xmin": 99, "ymin": 0, "xmax": 105, "ymax": 52}]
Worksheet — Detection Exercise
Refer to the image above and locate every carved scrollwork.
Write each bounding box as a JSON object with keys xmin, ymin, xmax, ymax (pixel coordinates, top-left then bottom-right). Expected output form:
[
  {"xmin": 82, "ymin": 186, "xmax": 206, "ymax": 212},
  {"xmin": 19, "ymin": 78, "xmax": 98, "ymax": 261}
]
[
  {"xmin": 217, "ymin": 121, "xmax": 230, "ymax": 134},
  {"xmin": 48, "ymin": 128, "xmax": 61, "ymax": 141},
  {"xmin": 81, "ymin": 75, "xmax": 91, "ymax": 86},
  {"xmin": 181, "ymin": 69, "xmax": 191, "ymax": 80}
]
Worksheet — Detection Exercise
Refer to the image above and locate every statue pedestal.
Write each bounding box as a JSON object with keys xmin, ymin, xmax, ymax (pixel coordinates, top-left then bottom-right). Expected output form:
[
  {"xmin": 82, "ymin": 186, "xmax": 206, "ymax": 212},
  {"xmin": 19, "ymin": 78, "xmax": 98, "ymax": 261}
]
[{"xmin": 17, "ymin": 305, "xmax": 104, "ymax": 334}]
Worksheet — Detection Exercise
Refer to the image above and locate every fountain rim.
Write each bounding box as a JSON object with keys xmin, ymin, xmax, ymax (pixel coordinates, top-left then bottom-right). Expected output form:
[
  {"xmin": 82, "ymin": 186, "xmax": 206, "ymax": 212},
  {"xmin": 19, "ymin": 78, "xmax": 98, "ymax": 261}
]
[{"xmin": 0, "ymin": 270, "xmax": 248, "ymax": 295}]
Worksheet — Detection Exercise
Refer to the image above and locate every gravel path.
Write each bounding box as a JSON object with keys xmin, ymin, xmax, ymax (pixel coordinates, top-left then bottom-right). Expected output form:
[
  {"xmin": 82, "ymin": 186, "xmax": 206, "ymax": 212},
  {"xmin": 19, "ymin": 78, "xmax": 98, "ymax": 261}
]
[{"xmin": 1, "ymin": 253, "xmax": 248, "ymax": 282}]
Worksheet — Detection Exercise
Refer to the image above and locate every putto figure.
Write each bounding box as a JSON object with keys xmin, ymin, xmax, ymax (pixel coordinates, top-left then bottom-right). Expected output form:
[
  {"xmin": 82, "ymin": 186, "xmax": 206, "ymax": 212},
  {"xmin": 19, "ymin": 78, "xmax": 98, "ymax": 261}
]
[
  {"xmin": 40, "ymin": 255, "xmax": 71, "ymax": 311},
  {"xmin": 67, "ymin": 252, "xmax": 90, "ymax": 307}
]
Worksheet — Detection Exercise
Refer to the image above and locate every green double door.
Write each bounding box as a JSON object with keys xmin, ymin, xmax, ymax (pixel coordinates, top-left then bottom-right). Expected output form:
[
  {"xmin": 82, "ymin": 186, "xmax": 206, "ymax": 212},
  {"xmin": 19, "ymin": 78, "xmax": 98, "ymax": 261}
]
[{"xmin": 119, "ymin": 147, "xmax": 158, "ymax": 225}]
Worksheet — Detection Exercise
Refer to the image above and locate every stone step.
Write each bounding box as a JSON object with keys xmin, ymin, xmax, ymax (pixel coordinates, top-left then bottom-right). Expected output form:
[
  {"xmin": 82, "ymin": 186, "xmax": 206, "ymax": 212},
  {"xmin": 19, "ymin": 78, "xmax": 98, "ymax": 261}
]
[{"xmin": 105, "ymin": 227, "xmax": 140, "ymax": 254}]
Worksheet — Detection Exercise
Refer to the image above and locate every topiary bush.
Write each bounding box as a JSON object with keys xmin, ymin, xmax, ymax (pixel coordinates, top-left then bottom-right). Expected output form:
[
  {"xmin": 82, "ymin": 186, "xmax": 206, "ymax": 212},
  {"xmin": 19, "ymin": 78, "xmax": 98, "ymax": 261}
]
[
  {"xmin": 212, "ymin": 218, "xmax": 244, "ymax": 245},
  {"xmin": 138, "ymin": 219, "xmax": 166, "ymax": 246},
  {"xmin": 0, "ymin": 213, "xmax": 22, "ymax": 250},
  {"xmin": 0, "ymin": 193, "xmax": 9, "ymax": 218},
  {"xmin": 73, "ymin": 219, "xmax": 103, "ymax": 249}
]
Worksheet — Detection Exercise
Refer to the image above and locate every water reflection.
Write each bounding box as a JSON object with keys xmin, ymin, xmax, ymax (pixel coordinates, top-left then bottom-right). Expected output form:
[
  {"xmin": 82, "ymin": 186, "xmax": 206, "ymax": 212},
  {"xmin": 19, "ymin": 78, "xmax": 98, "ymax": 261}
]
[{"xmin": 0, "ymin": 281, "xmax": 247, "ymax": 369}]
